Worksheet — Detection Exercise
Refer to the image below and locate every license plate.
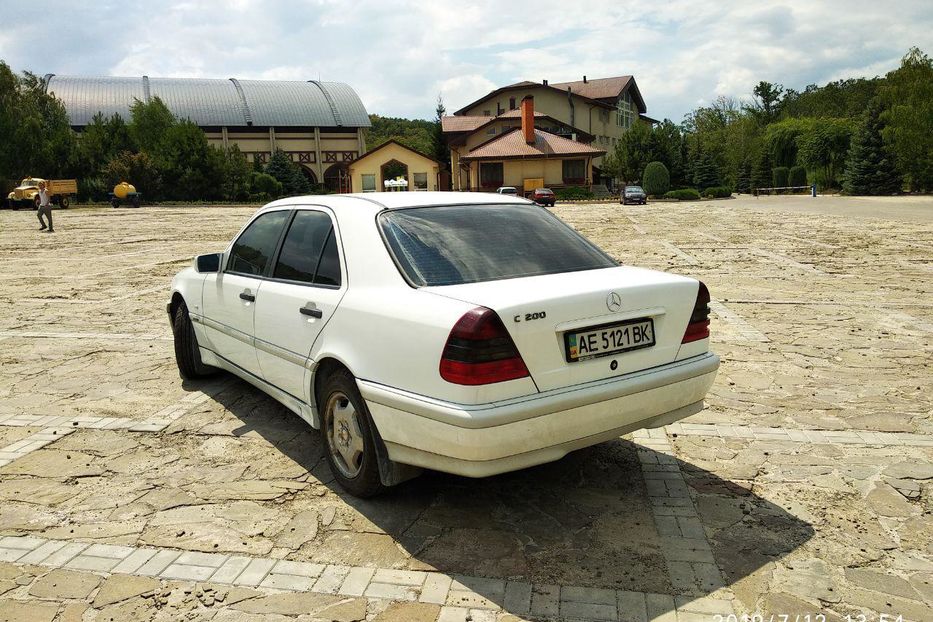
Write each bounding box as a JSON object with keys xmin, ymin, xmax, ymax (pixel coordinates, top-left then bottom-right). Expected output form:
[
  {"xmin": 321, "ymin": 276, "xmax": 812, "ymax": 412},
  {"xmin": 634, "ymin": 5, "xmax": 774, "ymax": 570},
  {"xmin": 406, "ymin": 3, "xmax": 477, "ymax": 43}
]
[{"xmin": 565, "ymin": 318, "xmax": 655, "ymax": 362}]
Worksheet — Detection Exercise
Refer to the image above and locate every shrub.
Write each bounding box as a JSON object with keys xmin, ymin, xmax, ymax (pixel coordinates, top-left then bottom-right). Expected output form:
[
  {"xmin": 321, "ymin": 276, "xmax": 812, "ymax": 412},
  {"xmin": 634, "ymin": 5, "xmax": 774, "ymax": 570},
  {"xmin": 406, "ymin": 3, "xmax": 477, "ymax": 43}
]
[
  {"xmin": 642, "ymin": 161, "xmax": 670, "ymax": 196},
  {"xmin": 249, "ymin": 171, "xmax": 283, "ymax": 201},
  {"xmin": 772, "ymin": 166, "xmax": 789, "ymax": 188},
  {"xmin": 702, "ymin": 186, "xmax": 733, "ymax": 199},
  {"xmin": 554, "ymin": 186, "xmax": 594, "ymax": 200},
  {"xmin": 103, "ymin": 151, "xmax": 162, "ymax": 198},
  {"xmin": 789, "ymin": 166, "xmax": 808, "ymax": 187},
  {"xmin": 663, "ymin": 188, "xmax": 701, "ymax": 200}
]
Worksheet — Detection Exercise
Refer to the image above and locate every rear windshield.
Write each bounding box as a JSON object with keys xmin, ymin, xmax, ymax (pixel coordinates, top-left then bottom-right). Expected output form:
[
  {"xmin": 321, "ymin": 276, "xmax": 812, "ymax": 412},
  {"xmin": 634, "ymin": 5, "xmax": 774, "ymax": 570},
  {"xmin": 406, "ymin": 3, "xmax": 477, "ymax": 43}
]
[{"xmin": 379, "ymin": 204, "xmax": 618, "ymax": 287}]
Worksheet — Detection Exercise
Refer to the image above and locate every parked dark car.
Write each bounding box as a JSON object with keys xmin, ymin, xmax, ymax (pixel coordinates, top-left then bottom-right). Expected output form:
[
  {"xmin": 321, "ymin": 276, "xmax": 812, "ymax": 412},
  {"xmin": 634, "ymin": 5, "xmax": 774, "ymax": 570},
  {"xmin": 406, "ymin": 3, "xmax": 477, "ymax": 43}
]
[
  {"xmin": 531, "ymin": 188, "xmax": 555, "ymax": 206},
  {"xmin": 621, "ymin": 185, "xmax": 647, "ymax": 205}
]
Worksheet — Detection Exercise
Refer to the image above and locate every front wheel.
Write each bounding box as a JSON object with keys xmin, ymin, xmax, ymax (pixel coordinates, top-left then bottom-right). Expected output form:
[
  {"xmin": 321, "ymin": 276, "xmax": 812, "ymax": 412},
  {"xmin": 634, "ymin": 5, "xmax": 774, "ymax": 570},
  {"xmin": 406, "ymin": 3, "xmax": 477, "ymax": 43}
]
[
  {"xmin": 172, "ymin": 301, "xmax": 218, "ymax": 379},
  {"xmin": 319, "ymin": 369, "xmax": 386, "ymax": 498},
  {"xmin": 60, "ymin": 196, "xmax": 70, "ymax": 208}
]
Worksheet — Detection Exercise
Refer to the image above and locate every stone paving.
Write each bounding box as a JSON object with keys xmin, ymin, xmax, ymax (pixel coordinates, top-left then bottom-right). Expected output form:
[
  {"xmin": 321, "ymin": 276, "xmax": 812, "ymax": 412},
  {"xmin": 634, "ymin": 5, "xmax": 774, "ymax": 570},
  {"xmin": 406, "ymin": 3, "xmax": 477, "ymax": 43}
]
[{"xmin": 0, "ymin": 197, "xmax": 930, "ymax": 621}]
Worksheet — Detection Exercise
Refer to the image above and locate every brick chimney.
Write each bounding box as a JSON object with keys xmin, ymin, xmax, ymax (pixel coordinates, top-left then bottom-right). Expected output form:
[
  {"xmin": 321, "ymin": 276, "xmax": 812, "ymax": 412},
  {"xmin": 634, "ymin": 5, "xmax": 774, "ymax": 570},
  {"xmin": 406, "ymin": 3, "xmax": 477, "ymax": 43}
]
[
  {"xmin": 521, "ymin": 96, "xmax": 535, "ymax": 145},
  {"xmin": 583, "ymin": 75, "xmax": 587, "ymax": 83}
]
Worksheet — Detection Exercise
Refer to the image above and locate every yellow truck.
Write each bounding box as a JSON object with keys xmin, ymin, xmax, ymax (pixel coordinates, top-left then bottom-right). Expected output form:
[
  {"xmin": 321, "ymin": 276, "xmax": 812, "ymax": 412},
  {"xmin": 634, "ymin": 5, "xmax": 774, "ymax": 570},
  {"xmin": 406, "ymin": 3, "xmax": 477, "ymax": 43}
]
[{"xmin": 6, "ymin": 177, "xmax": 77, "ymax": 210}]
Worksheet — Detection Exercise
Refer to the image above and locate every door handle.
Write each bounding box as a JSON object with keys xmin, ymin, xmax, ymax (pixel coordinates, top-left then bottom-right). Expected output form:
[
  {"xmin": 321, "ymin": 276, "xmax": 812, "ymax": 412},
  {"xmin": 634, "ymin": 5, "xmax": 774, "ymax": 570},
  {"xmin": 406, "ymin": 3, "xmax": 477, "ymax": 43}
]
[
  {"xmin": 300, "ymin": 306, "xmax": 323, "ymax": 318},
  {"xmin": 239, "ymin": 291, "xmax": 255, "ymax": 302}
]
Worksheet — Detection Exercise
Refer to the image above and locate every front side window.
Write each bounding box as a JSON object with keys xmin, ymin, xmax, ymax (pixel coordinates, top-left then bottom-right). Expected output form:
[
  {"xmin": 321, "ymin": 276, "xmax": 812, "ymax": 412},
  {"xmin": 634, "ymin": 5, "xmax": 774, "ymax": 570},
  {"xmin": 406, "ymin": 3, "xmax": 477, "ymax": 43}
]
[
  {"xmin": 380, "ymin": 204, "xmax": 617, "ymax": 287},
  {"xmin": 228, "ymin": 210, "xmax": 290, "ymax": 276},
  {"xmin": 479, "ymin": 162, "xmax": 503, "ymax": 188},
  {"xmin": 273, "ymin": 210, "xmax": 334, "ymax": 284},
  {"xmin": 361, "ymin": 174, "xmax": 376, "ymax": 192}
]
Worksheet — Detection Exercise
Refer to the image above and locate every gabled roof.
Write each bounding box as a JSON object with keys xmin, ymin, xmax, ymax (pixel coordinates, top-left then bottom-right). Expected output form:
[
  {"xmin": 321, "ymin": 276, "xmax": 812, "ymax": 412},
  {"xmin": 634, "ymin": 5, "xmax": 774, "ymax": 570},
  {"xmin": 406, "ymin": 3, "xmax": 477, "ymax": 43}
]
[
  {"xmin": 549, "ymin": 76, "xmax": 646, "ymax": 114},
  {"xmin": 353, "ymin": 139, "xmax": 439, "ymax": 166},
  {"xmin": 441, "ymin": 109, "xmax": 546, "ymax": 133},
  {"xmin": 460, "ymin": 128, "xmax": 606, "ymax": 161},
  {"xmin": 453, "ymin": 75, "xmax": 647, "ymax": 116}
]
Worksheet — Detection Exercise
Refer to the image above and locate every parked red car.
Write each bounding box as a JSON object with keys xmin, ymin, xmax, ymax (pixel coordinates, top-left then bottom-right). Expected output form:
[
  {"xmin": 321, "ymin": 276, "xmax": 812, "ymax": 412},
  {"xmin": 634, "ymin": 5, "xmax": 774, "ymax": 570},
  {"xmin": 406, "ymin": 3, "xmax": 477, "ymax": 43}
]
[{"xmin": 530, "ymin": 188, "xmax": 556, "ymax": 206}]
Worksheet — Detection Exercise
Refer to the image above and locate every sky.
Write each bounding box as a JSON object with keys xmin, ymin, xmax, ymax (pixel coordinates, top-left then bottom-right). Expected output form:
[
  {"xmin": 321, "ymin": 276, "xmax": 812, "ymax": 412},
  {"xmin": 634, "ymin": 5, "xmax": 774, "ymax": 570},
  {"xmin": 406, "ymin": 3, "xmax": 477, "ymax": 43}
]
[{"xmin": 1, "ymin": 1, "xmax": 931, "ymax": 123}]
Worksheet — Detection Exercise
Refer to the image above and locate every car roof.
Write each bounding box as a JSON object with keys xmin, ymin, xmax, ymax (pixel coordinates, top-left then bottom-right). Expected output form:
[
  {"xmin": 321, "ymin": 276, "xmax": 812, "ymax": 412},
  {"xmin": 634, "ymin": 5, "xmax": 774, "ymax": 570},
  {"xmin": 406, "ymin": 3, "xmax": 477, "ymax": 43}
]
[{"xmin": 260, "ymin": 191, "xmax": 533, "ymax": 214}]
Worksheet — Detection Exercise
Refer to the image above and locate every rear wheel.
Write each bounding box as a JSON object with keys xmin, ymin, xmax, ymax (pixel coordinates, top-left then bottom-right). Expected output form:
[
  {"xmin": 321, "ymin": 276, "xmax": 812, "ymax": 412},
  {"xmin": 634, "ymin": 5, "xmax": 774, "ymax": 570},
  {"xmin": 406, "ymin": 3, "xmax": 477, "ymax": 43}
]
[
  {"xmin": 172, "ymin": 301, "xmax": 217, "ymax": 379},
  {"xmin": 111, "ymin": 198, "xmax": 120, "ymax": 208},
  {"xmin": 319, "ymin": 369, "xmax": 386, "ymax": 498},
  {"xmin": 60, "ymin": 196, "xmax": 70, "ymax": 208}
]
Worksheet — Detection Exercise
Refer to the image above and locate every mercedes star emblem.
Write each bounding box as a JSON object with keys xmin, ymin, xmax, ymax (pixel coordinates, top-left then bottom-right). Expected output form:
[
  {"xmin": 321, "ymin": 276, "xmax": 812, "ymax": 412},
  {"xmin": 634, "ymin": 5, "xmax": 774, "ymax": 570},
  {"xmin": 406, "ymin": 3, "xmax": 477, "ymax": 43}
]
[{"xmin": 607, "ymin": 292, "xmax": 622, "ymax": 312}]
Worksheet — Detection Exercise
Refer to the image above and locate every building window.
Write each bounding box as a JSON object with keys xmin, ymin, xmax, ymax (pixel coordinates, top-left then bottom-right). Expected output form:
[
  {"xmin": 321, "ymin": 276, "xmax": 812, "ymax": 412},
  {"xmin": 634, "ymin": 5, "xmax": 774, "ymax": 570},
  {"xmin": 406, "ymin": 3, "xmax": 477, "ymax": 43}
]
[
  {"xmin": 562, "ymin": 159, "xmax": 586, "ymax": 184},
  {"xmin": 413, "ymin": 172, "xmax": 428, "ymax": 190},
  {"xmin": 479, "ymin": 162, "xmax": 504, "ymax": 188},
  {"xmin": 486, "ymin": 126, "xmax": 497, "ymax": 135},
  {"xmin": 483, "ymin": 109, "xmax": 492, "ymax": 117},
  {"xmin": 616, "ymin": 92, "xmax": 635, "ymax": 129},
  {"xmin": 361, "ymin": 174, "xmax": 376, "ymax": 192},
  {"xmin": 509, "ymin": 97, "xmax": 516, "ymax": 110}
]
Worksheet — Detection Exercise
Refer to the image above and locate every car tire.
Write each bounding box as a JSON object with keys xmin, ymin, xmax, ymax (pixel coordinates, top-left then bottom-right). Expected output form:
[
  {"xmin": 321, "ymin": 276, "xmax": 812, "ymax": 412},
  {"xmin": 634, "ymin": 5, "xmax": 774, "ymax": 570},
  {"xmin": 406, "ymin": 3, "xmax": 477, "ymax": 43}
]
[
  {"xmin": 60, "ymin": 196, "xmax": 70, "ymax": 208},
  {"xmin": 319, "ymin": 369, "xmax": 386, "ymax": 498},
  {"xmin": 111, "ymin": 198, "xmax": 120, "ymax": 208},
  {"xmin": 172, "ymin": 301, "xmax": 218, "ymax": 380}
]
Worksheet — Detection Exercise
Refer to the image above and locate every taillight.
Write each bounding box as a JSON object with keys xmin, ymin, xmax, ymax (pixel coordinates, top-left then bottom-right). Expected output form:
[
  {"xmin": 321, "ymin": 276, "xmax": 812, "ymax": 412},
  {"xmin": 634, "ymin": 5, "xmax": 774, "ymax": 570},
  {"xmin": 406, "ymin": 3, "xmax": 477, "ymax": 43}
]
[
  {"xmin": 682, "ymin": 281, "xmax": 711, "ymax": 343},
  {"xmin": 440, "ymin": 307, "xmax": 530, "ymax": 385}
]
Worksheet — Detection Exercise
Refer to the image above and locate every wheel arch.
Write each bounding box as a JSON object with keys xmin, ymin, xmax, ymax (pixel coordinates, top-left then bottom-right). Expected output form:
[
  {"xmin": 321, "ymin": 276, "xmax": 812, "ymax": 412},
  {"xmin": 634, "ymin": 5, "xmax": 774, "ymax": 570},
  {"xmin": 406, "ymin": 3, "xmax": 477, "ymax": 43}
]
[{"xmin": 311, "ymin": 356, "xmax": 353, "ymax": 411}]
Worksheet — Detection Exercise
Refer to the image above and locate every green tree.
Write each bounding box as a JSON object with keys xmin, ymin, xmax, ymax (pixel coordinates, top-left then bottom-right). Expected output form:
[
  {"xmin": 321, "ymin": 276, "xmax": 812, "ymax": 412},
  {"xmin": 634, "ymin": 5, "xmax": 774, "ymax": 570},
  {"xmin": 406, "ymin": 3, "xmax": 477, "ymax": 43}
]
[
  {"xmin": 642, "ymin": 161, "xmax": 670, "ymax": 196},
  {"xmin": 78, "ymin": 112, "xmax": 136, "ymax": 176},
  {"xmin": 103, "ymin": 151, "xmax": 162, "ymax": 198},
  {"xmin": 692, "ymin": 148, "xmax": 720, "ymax": 190},
  {"xmin": 796, "ymin": 118, "xmax": 852, "ymax": 189},
  {"xmin": 735, "ymin": 159, "xmax": 752, "ymax": 193},
  {"xmin": 249, "ymin": 171, "xmax": 283, "ymax": 201},
  {"xmin": 749, "ymin": 81, "xmax": 784, "ymax": 124},
  {"xmin": 265, "ymin": 149, "xmax": 312, "ymax": 197},
  {"xmin": 879, "ymin": 47, "xmax": 933, "ymax": 191},
  {"xmin": 129, "ymin": 97, "xmax": 176, "ymax": 156},
  {"xmin": 0, "ymin": 64, "xmax": 76, "ymax": 181},
  {"xmin": 751, "ymin": 148, "xmax": 773, "ymax": 190},
  {"xmin": 611, "ymin": 120, "xmax": 654, "ymax": 182},
  {"xmin": 433, "ymin": 94, "xmax": 450, "ymax": 168},
  {"xmin": 843, "ymin": 100, "xmax": 901, "ymax": 195},
  {"xmin": 365, "ymin": 114, "xmax": 438, "ymax": 156},
  {"xmin": 781, "ymin": 78, "xmax": 881, "ymax": 119},
  {"xmin": 220, "ymin": 145, "xmax": 252, "ymax": 201}
]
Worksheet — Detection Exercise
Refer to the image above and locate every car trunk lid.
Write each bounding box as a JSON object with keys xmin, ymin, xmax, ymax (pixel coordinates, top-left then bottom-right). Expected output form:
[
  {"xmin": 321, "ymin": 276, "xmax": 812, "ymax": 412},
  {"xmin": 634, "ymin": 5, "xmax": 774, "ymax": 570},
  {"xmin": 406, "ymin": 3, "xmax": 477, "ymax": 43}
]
[{"xmin": 424, "ymin": 266, "xmax": 700, "ymax": 391}]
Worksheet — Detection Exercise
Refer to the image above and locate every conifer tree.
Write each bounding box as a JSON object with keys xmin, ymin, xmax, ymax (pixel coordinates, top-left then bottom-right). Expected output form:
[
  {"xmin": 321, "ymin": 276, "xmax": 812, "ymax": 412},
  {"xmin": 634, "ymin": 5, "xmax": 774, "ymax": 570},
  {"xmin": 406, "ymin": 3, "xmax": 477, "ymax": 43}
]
[{"xmin": 842, "ymin": 100, "xmax": 901, "ymax": 195}]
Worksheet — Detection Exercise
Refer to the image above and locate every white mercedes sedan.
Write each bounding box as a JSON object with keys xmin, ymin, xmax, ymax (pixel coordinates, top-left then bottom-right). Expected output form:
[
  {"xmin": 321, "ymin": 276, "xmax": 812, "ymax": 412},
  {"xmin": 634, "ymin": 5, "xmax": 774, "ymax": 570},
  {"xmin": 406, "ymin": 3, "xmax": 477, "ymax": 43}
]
[{"xmin": 168, "ymin": 192, "xmax": 719, "ymax": 497}]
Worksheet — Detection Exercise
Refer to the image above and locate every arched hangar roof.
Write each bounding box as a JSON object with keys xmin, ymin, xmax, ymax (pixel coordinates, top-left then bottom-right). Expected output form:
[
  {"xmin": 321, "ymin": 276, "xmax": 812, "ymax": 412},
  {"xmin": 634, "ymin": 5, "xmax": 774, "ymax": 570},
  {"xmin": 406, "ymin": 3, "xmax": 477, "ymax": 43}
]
[{"xmin": 43, "ymin": 75, "xmax": 371, "ymax": 128}]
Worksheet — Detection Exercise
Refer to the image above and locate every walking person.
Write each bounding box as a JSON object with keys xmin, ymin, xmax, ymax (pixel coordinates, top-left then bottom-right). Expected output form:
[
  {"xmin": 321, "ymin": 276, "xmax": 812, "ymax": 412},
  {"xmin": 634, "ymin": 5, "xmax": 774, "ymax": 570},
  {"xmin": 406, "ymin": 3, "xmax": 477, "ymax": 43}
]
[{"xmin": 37, "ymin": 181, "xmax": 54, "ymax": 232}]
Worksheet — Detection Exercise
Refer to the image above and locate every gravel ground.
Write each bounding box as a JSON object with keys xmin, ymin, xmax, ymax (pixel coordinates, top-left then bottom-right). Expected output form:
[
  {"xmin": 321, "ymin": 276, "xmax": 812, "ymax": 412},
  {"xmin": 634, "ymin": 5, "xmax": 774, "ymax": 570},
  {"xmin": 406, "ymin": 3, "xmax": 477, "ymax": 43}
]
[{"xmin": 0, "ymin": 196, "xmax": 929, "ymax": 622}]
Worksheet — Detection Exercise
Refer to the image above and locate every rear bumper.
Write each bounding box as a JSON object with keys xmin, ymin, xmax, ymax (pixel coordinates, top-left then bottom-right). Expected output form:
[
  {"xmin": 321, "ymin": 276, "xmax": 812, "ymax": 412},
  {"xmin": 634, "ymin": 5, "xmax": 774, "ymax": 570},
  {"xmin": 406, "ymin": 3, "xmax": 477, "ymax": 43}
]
[{"xmin": 359, "ymin": 352, "xmax": 719, "ymax": 477}]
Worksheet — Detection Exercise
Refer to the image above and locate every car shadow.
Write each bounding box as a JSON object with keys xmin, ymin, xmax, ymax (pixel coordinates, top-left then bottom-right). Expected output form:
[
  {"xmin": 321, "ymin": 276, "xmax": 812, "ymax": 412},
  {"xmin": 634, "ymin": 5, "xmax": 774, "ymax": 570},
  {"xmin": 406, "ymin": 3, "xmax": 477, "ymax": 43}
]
[{"xmin": 187, "ymin": 377, "xmax": 814, "ymax": 619}]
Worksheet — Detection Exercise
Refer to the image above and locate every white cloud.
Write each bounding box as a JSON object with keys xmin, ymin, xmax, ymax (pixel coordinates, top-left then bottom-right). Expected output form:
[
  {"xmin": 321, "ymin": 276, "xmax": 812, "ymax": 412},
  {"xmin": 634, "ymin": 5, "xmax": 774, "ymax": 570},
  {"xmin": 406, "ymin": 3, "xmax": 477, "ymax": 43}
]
[{"xmin": 0, "ymin": 0, "xmax": 930, "ymax": 121}]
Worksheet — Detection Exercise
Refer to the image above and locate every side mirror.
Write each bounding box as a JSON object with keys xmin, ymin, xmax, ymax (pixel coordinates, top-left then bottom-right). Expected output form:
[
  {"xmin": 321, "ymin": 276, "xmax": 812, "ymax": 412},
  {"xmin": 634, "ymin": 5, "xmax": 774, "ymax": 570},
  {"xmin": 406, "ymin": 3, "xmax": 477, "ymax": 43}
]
[{"xmin": 195, "ymin": 253, "xmax": 221, "ymax": 273}]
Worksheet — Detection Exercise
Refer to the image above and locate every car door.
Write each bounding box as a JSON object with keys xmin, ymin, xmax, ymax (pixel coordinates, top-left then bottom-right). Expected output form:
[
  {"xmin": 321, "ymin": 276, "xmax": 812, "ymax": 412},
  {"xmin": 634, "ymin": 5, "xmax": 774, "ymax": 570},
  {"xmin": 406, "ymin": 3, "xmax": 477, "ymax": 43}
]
[
  {"xmin": 253, "ymin": 208, "xmax": 347, "ymax": 401},
  {"xmin": 200, "ymin": 209, "xmax": 290, "ymax": 378}
]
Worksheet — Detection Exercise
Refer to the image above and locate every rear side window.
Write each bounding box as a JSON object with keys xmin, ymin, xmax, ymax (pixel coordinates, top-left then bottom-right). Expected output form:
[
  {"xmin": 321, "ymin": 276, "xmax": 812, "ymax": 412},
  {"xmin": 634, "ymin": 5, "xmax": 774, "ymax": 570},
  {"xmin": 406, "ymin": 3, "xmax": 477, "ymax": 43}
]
[
  {"xmin": 379, "ymin": 204, "xmax": 617, "ymax": 287},
  {"xmin": 228, "ymin": 210, "xmax": 289, "ymax": 276},
  {"xmin": 273, "ymin": 210, "xmax": 335, "ymax": 284}
]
